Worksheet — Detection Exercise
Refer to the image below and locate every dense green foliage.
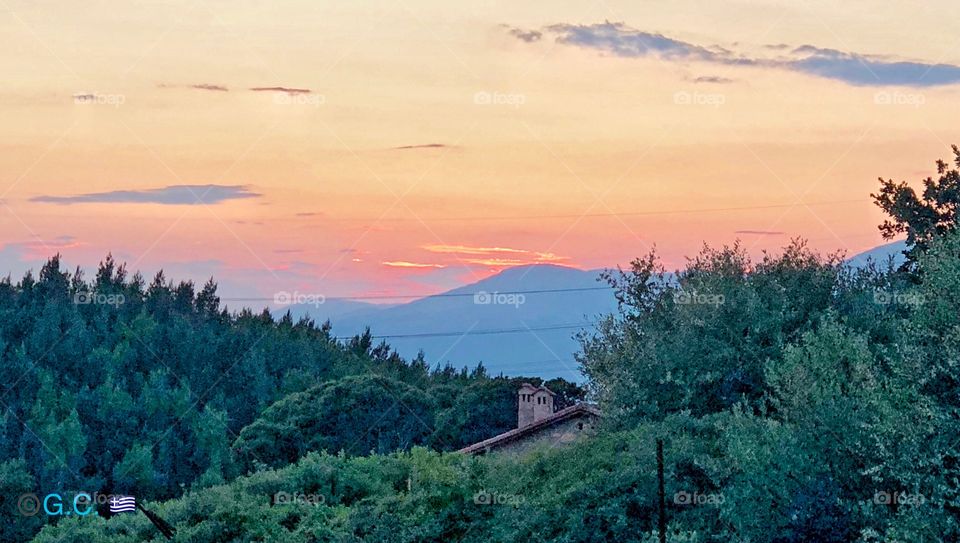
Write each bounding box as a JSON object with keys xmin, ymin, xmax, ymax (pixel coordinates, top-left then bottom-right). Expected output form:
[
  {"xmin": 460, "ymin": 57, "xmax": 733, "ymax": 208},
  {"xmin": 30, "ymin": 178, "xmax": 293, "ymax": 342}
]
[
  {"xmin": 22, "ymin": 232, "xmax": 960, "ymax": 542},
  {"xmin": 0, "ymin": 257, "xmax": 582, "ymax": 541},
  {"xmin": 575, "ymin": 233, "xmax": 959, "ymax": 540},
  {"xmin": 29, "ymin": 429, "xmax": 712, "ymax": 543}
]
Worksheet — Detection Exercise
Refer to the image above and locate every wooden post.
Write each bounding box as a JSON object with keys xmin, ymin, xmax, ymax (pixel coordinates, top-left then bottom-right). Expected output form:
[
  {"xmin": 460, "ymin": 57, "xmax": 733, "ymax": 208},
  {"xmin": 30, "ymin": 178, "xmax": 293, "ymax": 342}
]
[{"xmin": 657, "ymin": 438, "xmax": 666, "ymax": 543}]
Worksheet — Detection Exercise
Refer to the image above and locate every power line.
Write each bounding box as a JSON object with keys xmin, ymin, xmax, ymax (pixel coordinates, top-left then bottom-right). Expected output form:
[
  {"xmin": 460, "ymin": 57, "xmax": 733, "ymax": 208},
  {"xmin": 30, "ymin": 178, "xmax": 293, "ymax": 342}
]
[
  {"xmin": 476, "ymin": 358, "xmax": 582, "ymax": 373},
  {"xmin": 333, "ymin": 321, "xmax": 598, "ymax": 340},
  {"xmin": 222, "ymin": 285, "xmax": 614, "ymax": 302}
]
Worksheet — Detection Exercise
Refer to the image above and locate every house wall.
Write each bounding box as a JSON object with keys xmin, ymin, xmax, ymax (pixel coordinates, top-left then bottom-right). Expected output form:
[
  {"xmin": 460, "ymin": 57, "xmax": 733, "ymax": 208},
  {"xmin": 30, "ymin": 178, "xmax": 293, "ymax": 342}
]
[
  {"xmin": 518, "ymin": 387, "xmax": 537, "ymax": 428},
  {"xmin": 490, "ymin": 414, "xmax": 599, "ymax": 456},
  {"xmin": 532, "ymin": 390, "xmax": 554, "ymax": 423}
]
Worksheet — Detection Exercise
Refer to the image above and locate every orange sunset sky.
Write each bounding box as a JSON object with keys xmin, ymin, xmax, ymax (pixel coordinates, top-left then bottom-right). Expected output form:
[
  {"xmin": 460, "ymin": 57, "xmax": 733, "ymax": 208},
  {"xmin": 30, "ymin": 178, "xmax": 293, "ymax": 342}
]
[{"xmin": 1, "ymin": 1, "xmax": 958, "ymax": 301}]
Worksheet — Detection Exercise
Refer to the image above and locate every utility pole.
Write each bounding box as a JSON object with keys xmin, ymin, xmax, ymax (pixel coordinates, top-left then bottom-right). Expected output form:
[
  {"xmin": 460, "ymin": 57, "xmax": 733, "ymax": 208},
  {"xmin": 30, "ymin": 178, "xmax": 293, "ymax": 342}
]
[{"xmin": 657, "ymin": 439, "xmax": 666, "ymax": 543}]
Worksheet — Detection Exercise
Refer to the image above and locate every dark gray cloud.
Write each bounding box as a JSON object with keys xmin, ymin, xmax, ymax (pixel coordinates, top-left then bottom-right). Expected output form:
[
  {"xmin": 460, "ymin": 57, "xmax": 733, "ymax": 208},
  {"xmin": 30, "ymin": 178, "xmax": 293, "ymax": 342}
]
[
  {"xmin": 512, "ymin": 21, "xmax": 960, "ymax": 87},
  {"xmin": 32, "ymin": 185, "xmax": 261, "ymax": 205}
]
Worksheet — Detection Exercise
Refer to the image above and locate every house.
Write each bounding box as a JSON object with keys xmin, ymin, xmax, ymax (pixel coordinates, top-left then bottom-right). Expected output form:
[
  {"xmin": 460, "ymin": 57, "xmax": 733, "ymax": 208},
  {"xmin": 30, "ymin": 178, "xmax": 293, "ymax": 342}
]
[{"xmin": 458, "ymin": 383, "xmax": 601, "ymax": 455}]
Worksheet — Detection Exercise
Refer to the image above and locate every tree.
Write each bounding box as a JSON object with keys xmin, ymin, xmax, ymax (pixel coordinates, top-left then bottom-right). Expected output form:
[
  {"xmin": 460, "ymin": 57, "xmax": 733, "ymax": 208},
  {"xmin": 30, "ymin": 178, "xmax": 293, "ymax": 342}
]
[
  {"xmin": 112, "ymin": 442, "xmax": 156, "ymax": 496},
  {"xmin": 873, "ymin": 144, "xmax": 960, "ymax": 266},
  {"xmin": 0, "ymin": 459, "xmax": 43, "ymax": 542},
  {"xmin": 579, "ymin": 240, "xmax": 842, "ymax": 424},
  {"xmin": 233, "ymin": 375, "xmax": 437, "ymax": 467}
]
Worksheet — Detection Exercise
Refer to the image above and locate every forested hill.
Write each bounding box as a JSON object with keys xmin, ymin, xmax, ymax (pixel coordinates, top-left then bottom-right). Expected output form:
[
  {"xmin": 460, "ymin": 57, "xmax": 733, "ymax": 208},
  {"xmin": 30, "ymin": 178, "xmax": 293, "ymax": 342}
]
[{"xmin": 0, "ymin": 255, "xmax": 584, "ymax": 542}]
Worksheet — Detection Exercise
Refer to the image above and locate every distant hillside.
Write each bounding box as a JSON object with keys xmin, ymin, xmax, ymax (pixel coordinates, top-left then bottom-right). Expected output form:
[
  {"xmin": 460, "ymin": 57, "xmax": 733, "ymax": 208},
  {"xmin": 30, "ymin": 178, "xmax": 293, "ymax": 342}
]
[
  {"xmin": 847, "ymin": 240, "xmax": 908, "ymax": 269},
  {"xmin": 322, "ymin": 265, "xmax": 618, "ymax": 381},
  {"xmin": 286, "ymin": 242, "xmax": 911, "ymax": 381},
  {"xmin": 285, "ymin": 298, "xmax": 395, "ymax": 323}
]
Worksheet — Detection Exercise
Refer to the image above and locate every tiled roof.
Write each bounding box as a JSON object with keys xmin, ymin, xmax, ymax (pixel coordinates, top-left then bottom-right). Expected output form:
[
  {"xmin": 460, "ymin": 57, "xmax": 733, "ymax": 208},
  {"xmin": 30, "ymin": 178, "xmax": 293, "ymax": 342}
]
[{"xmin": 457, "ymin": 403, "xmax": 601, "ymax": 455}]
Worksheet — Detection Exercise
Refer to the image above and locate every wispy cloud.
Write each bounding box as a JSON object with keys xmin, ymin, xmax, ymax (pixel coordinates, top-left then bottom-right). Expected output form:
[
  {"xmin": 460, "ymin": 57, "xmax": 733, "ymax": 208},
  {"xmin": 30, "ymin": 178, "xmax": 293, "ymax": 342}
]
[
  {"xmin": 460, "ymin": 257, "xmax": 544, "ymax": 267},
  {"xmin": 786, "ymin": 47, "xmax": 960, "ymax": 86},
  {"xmin": 158, "ymin": 83, "xmax": 229, "ymax": 92},
  {"xmin": 2, "ymin": 235, "xmax": 81, "ymax": 259},
  {"xmin": 162, "ymin": 83, "xmax": 316, "ymax": 94},
  {"xmin": 545, "ymin": 22, "xmax": 732, "ymax": 62},
  {"xmin": 422, "ymin": 244, "xmax": 569, "ymax": 267},
  {"xmin": 382, "ymin": 261, "xmax": 447, "ymax": 268},
  {"xmin": 694, "ymin": 75, "xmax": 734, "ymax": 84},
  {"xmin": 510, "ymin": 21, "xmax": 960, "ymax": 87},
  {"xmin": 390, "ymin": 143, "xmax": 452, "ymax": 150},
  {"xmin": 502, "ymin": 25, "xmax": 542, "ymax": 43},
  {"xmin": 249, "ymin": 86, "xmax": 312, "ymax": 94},
  {"xmin": 422, "ymin": 244, "xmax": 529, "ymax": 255},
  {"xmin": 31, "ymin": 184, "xmax": 261, "ymax": 205},
  {"xmin": 191, "ymin": 83, "xmax": 229, "ymax": 92}
]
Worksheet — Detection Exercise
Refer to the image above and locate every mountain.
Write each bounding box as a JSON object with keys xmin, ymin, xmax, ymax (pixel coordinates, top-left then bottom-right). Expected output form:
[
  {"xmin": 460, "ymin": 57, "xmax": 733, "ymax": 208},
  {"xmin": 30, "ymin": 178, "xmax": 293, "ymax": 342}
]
[
  {"xmin": 290, "ymin": 241, "xmax": 909, "ymax": 382},
  {"xmin": 325, "ymin": 265, "xmax": 618, "ymax": 381},
  {"xmin": 847, "ymin": 240, "xmax": 908, "ymax": 269},
  {"xmin": 284, "ymin": 298, "xmax": 393, "ymax": 323}
]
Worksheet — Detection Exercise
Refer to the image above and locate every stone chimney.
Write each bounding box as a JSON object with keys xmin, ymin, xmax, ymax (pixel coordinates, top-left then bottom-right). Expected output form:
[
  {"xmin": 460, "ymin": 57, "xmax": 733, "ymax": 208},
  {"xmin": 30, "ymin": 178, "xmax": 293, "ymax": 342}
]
[{"xmin": 518, "ymin": 383, "xmax": 555, "ymax": 428}]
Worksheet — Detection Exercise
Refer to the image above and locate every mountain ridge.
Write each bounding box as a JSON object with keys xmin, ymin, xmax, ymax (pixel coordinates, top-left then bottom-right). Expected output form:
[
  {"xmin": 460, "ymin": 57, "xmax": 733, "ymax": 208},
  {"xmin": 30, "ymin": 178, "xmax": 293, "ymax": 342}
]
[{"xmin": 291, "ymin": 241, "xmax": 909, "ymax": 380}]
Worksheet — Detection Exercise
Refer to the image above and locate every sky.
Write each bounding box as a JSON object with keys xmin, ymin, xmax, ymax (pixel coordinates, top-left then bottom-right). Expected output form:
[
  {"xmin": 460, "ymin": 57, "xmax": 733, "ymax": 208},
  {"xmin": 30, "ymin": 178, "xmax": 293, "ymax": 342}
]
[{"xmin": 1, "ymin": 0, "xmax": 958, "ymax": 303}]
